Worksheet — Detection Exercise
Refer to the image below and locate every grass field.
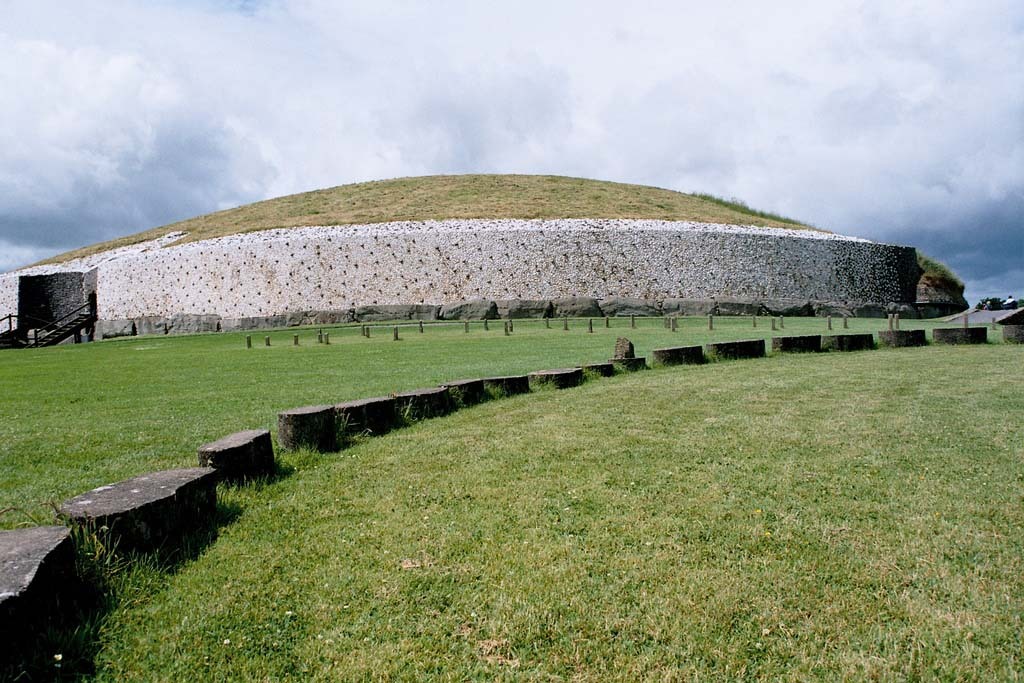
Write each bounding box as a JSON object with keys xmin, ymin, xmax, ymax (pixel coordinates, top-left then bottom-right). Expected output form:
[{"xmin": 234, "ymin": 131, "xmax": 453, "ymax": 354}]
[
  {"xmin": 39, "ymin": 175, "xmax": 814, "ymax": 265},
  {"xmin": 2, "ymin": 317, "xmax": 1022, "ymax": 679}
]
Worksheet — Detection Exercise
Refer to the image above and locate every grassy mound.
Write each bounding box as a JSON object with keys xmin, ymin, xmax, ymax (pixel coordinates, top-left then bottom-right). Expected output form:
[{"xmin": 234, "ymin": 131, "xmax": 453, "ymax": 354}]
[
  {"xmin": 39, "ymin": 175, "xmax": 814, "ymax": 265},
  {"xmin": 917, "ymin": 252, "xmax": 965, "ymax": 297}
]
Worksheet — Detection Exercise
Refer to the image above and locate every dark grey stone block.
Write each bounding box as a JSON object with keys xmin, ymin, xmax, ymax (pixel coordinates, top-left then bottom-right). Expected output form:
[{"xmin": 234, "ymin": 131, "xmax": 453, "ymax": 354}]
[
  {"xmin": 198, "ymin": 429, "xmax": 274, "ymax": 481},
  {"xmin": 878, "ymin": 330, "xmax": 927, "ymax": 347},
  {"xmin": 440, "ymin": 300, "xmax": 499, "ymax": 320},
  {"xmin": 550, "ymin": 297, "xmax": 602, "ymax": 318},
  {"xmin": 394, "ymin": 387, "xmax": 453, "ymax": 420},
  {"xmin": 598, "ymin": 298, "xmax": 660, "ymax": 317},
  {"xmin": 60, "ymin": 468, "xmax": 218, "ymax": 552},
  {"xmin": 581, "ymin": 362, "xmax": 615, "ymax": 377},
  {"xmin": 353, "ymin": 304, "xmax": 440, "ymax": 322},
  {"xmin": 705, "ymin": 339, "xmax": 766, "ymax": 360},
  {"xmin": 661, "ymin": 298, "xmax": 716, "ymax": 316},
  {"xmin": 441, "ymin": 379, "xmax": 487, "ymax": 406},
  {"xmin": 651, "ymin": 345, "xmax": 705, "ymax": 366},
  {"xmin": 495, "ymin": 299, "xmax": 553, "ymax": 319},
  {"xmin": 612, "ymin": 337, "xmax": 635, "ymax": 359},
  {"xmin": 822, "ymin": 333, "xmax": 875, "ymax": 352},
  {"xmin": 95, "ymin": 319, "xmax": 136, "ymax": 339},
  {"xmin": 482, "ymin": 375, "xmax": 531, "ymax": 396},
  {"xmin": 529, "ymin": 368, "xmax": 584, "ymax": 389},
  {"xmin": 335, "ymin": 396, "xmax": 397, "ymax": 436},
  {"xmin": 715, "ymin": 298, "xmax": 763, "ymax": 316},
  {"xmin": 1003, "ymin": 325, "xmax": 1024, "ymax": 344},
  {"xmin": 0, "ymin": 526, "xmax": 76, "ymax": 641},
  {"xmin": 771, "ymin": 335, "xmax": 822, "ymax": 353},
  {"xmin": 610, "ymin": 357, "xmax": 647, "ymax": 371},
  {"xmin": 933, "ymin": 327, "xmax": 987, "ymax": 345},
  {"xmin": 760, "ymin": 299, "xmax": 815, "ymax": 317},
  {"xmin": 278, "ymin": 405, "xmax": 337, "ymax": 451}
]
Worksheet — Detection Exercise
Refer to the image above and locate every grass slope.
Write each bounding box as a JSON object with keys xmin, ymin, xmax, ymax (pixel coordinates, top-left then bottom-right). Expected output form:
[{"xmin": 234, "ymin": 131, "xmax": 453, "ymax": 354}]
[
  {"xmin": 2, "ymin": 320, "xmax": 1021, "ymax": 679},
  {"xmin": 39, "ymin": 175, "xmax": 813, "ymax": 265}
]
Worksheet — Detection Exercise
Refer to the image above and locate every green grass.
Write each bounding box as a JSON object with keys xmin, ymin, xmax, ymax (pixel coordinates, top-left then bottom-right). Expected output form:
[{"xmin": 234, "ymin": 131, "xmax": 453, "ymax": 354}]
[
  {"xmin": 918, "ymin": 252, "xmax": 965, "ymax": 297},
  {"xmin": 1, "ymin": 317, "xmax": 1021, "ymax": 679},
  {"xmin": 38, "ymin": 175, "xmax": 818, "ymax": 265}
]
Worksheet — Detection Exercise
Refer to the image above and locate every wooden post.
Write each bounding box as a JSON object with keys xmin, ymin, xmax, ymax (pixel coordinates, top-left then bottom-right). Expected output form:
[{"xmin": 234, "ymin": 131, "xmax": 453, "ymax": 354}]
[
  {"xmin": 245, "ymin": 335, "xmax": 252, "ymax": 349},
  {"xmin": 504, "ymin": 321, "xmax": 510, "ymax": 336},
  {"xmin": 630, "ymin": 315, "xmax": 636, "ymax": 329},
  {"xmin": 963, "ymin": 312, "xmax": 969, "ymax": 330},
  {"xmin": 509, "ymin": 320, "xmax": 514, "ymax": 333},
  {"xmin": 843, "ymin": 315, "xmax": 849, "ymax": 329},
  {"xmin": 708, "ymin": 314, "xmax": 714, "ymax": 331},
  {"xmin": 887, "ymin": 314, "xmax": 894, "ymax": 331},
  {"xmin": 264, "ymin": 336, "xmax": 271, "ymax": 347},
  {"xmin": 545, "ymin": 318, "xmax": 550, "ymax": 329},
  {"xmin": 294, "ymin": 334, "xmax": 299, "ymax": 346},
  {"xmin": 484, "ymin": 319, "xmax": 489, "ymax": 331},
  {"xmin": 324, "ymin": 333, "xmax": 330, "ymax": 345},
  {"xmin": 671, "ymin": 316, "xmax": 678, "ymax": 332},
  {"xmin": 827, "ymin": 315, "xmax": 832, "ymax": 331},
  {"xmin": 752, "ymin": 315, "xmax": 757, "ymax": 328},
  {"xmin": 895, "ymin": 313, "xmax": 900, "ymax": 330},
  {"xmin": 779, "ymin": 316, "xmax": 785, "ymax": 329},
  {"xmin": 605, "ymin": 316, "xmax": 610, "ymax": 328},
  {"xmin": 588, "ymin": 319, "xmax": 594, "ymax": 333},
  {"xmin": 393, "ymin": 326, "xmax": 399, "ymax": 341},
  {"xmin": 563, "ymin": 317, "xmax": 568, "ymax": 331},
  {"xmin": 317, "ymin": 332, "xmax": 322, "ymax": 344},
  {"xmin": 464, "ymin": 321, "xmax": 469, "ymax": 333},
  {"xmin": 419, "ymin": 320, "xmax": 424, "ymax": 333},
  {"xmin": 771, "ymin": 318, "xmax": 777, "ymax": 331}
]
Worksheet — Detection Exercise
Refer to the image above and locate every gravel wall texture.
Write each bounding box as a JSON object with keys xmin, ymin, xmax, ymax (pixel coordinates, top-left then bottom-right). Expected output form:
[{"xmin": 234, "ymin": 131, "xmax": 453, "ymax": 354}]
[{"xmin": 0, "ymin": 219, "xmax": 919, "ymax": 324}]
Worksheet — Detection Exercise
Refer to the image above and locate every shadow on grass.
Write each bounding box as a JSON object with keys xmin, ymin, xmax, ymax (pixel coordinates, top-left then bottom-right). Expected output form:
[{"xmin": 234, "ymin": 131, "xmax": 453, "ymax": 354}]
[{"xmin": 0, "ymin": 499, "xmax": 243, "ymax": 681}]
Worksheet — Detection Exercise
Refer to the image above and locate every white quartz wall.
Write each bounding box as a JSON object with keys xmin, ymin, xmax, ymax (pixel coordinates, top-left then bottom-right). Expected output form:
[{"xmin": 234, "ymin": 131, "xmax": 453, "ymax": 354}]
[{"xmin": 0, "ymin": 219, "xmax": 918, "ymax": 320}]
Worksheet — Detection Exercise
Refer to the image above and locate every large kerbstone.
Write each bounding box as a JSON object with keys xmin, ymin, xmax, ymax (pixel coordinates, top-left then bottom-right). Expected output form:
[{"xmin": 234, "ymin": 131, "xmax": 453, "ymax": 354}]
[
  {"xmin": 761, "ymin": 299, "xmax": 815, "ymax": 317},
  {"xmin": 134, "ymin": 316, "xmax": 168, "ymax": 336},
  {"xmin": 353, "ymin": 304, "xmax": 440, "ymax": 322},
  {"xmin": 850, "ymin": 303, "xmax": 889, "ymax": 318},
  {"xmin": 715, "ymin": 298, "xmax": 764, "ymax": 316},
  {"xmin": 441, "ymin": 379, "xmax": 487, "ymax": 406},
  {"xmin": 278, "ymin": 405, "xmax": 337, "ymax": 451},
  {"xmin": 167, "ymin": 313, "xmax": 222, "ymax": 334},
  {"xmin": 610, "ymin": 357, "xmax": 647, "ymax": 371},
  {"xmin": 495, "ymin": 299, "xmax": 553, "ymax": 318},
  {"xmin": 822, "ymin": 333, "xmax": 875, "ymax": 352},
  {"xmin": 661, "ymin": 298, "xmax": 716, "ymax": 316},
  {"xmin": 95, "ymin": 319, "xmax": 136, "ymax": 339},
  {"xmin": 394, "ymin": 387, "xmax": 454, "ymax": 420},
  {"xmin": 651, "ymin": 345, "xmax": 705, "ymax": 366},
  {"xmin": 439, "ymin": 300, "xmax": 499, "ymax": 320},
  {"xmin": 1003, "ymin": 325, "xmax": 1024, "ymax": 344},
  {"xmin": 529, "ymin": 367, "xmax": 584, "ymax": 389},
  {"xmin": 198, "ymin": 429, "xmax": 275, "ymax": 481},
  {"xmin": 812, "ymin": 302, "xmax": 854, "ymax": 318},
  {"xmin": 933, "ymin": 327, "xmax": 988, "ymax": 345},
  {"xmin": 886, "ymin": 302, "xmax": 920, "ymax": 319},
  {"xmin": 482, "ymin": 375, "xmax": 531, "ymax": 396},
  {"xmin": 598, "ymin": 297, "xmax": 661, "ymax": 317},
  {"xmin": 0, "ymin": 526, "xmax": 76, "ymax": 641},
  {"xmin": 335, "ymin": 396, "xmax": 398, "ymax": 436},
  {"xmin": 60, "ymin": 468, "xmax": 218, "ymax": 552},
  {"xmin": 878, "ymin": 330, "xmax": 927, "ymax": 347},
  {"xmin": 771, "ymin": 335, "xmax": 822, "ymax": 353},
  {"xmin": 221, "ymin": 315, "xmax": 289, "ymax": 332},
  {"xmin": 705, "ymin": 339, "xmax": 766, "ymax": 360},
  {"xmin": 550, "ymin": 297, "xmax": 602, "ymax": 318}
]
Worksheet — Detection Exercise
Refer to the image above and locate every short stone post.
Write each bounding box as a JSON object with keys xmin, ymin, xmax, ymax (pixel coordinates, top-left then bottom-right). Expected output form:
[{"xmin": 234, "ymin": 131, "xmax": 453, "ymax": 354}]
[
  {"xmin": 708, "ymin": 314, "xmax": 714, "ymax": 331},
  {"xmin": 484, "ymin": 319, "xmax": 489, "ymax": 331},
  {"xmin": 671, "ymin": 316, "xmax": 678, "ymax": 332},
  {"xmin": 963, "ymin": 312, "xmax": 969, "ymax": 330},
  {"xmin": 605, "ymin": 316, "xmax": 610, "ymax": 328},
  {"xmin": 317, "ymin": 330, "xmax": 323, "ymax": 344},
  {"xmin": 827, "ymin": 315, "xmax": 833, "ymax": 331},
  {"xmin": 563, "ymin": 317, "xmax": 569, "ymax": 331},
  {"xmin": 752, "ymin": 316, "xmax": 757, "ymax": 328},
  {"xmin": 779, "ymin": 316, "xmax": 785, "ymax": 329},
  {"xmin": 294, "ymin": 334, "xmax": 300, "ymax": 346},
  {"xmin": 588, "ymin": 319, "xmax": 594, "ymax": 333},
  {"xmin": 324, "ymin": 333, "xmax": 330, "ymax": 345},
  {"xmin": 895, "ymin": 313, "xmax": 901, "ymax": 330},
  {"xmin": 393, "ymin": 326, "xmax": 399, "ymax": 341},
  {"xmin": 364, "ymin": 326, "xmax": 370, "ymax": 338},
  {"xmin": 419, "ymin": 320, "xmax": 424, "ymax": 333},
  {"xmin": 245, "ymin": 335, "xmax": 252, "ymax": 349},
  {"xmin": 509, "ymin": 320, "xmax": 514, "ymax": 333},
  {"xmin": 630, "ymin": 315, "xmax": 636, "ymax": 329},
  {"xmin": 887, "ymin": 314, "xmax": 894, "ymax": 331},
  {"xmin": 464, "ymin": 321, "xmax": 469, "ymax": 333},
  {"xmin": 504, "ymin": 321, "xmax": 510, "ymax": 336},
  {"xmin": 843, "ymin": 315, "xmax": 849, "ymax": 329},
  {"xmin": 264, "ymin": 335, "xmax": 271, "ymax": 347},
  {"xmin": 278, "ymin": 406, "xmax": 336, "ymax": 452},
  {"xmin": 771, "ymin": 318, "xmax": 777, "ymax": 331},
  {"xmin": 664, "ymin": 316, "xmax": 670, "ymax": 329}
]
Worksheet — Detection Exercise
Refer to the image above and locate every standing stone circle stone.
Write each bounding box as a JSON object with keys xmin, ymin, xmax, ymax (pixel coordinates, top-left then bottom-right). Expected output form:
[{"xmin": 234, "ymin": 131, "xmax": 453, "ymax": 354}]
[
  {"xmin": 878, "ymin": 330, "xmax": 927, "ymax": 348},
  {"xmin": 60, "ymin": 468, "xmax": 218, "ymax": 552},
  {"xmin": 933, "ymin": 327, "xmax": 988, "ymax": 345},
  {"xmin": 0, "ymin": 526, "xmax": 76, "ymax": 641},
  {"xmin": 651, "ymin": 345, "xmax": 705, "ymax": 366},
  {"xmin": 528, "ymin": 368, "xmax": 585, "ymax": 389},
  {"xmin": 197, "ymin": 429, "xmax": 275, "ymax": 481},
  {"xmin": 771, "ymin": 335, "xmax": 822, "ymax": 353},
  {"xmin": 613, "ymin": 337, "xmax": 635, "ymax": 359},
  {"xmin": 278, "ymin": 405, "xmax": 337, "ymax": 451},
  {"xmin": 1003, "ymin": 325, "xmax": 1024, "ymax": 343}
]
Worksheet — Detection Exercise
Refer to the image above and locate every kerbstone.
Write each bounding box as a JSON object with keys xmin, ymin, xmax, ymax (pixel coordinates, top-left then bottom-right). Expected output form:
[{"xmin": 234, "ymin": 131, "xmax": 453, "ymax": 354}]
[
  {"xmin": 822, "ymin": 333, "xmax": 875, "ymax": 352},
  {"xmin": 441, "ymin": 379, "xmax": 487, "ymax": 406},
  {"xmin": 771, "ymin": 335, "xmax": 822, "ymax": 353},
  {"xmin": 60, "ymin": 468, "xmax": 217, "ymax": 552},
  {"xmin": 651, "ymin": 345, "xmax": 705, "ymax": 366},
  {"xmin": 482, "ymin": 375, "xmax": 531, "ymax": 396},
  {"xmin": 394, "ymin": 387, "xmax": 453, "ymax": 420},
  {"xmin": 581, "ymin": 362, "xmax": 615, "ymax": 377},
  {"xmin": 528, "ymin": 368, "xmax": 584, "ymax": 389},
  {"xmin": 278, "ymin": 405, "xmax": 337, "ymax": 451},
  {"xmin": 705, "ymin": 339, "xmax": 766, "ymax": 360},
  {"xmin": 198, "ymin": 429, "xmax": 274, "ymax": 481},
  {"xmin": 495, "ymin": 299, "xmax": 552, "ymax": 319},
  {"xmin": 611, "ymin": 357, "xmax": 647, "ymax": 371},
  {"xmin": 335, "ymin": 396, "xmax": 397, "ymax": 436},
  {"xmin": 933, "ymin": 327, "xmax": 988, "ymax": 345},
  {"xmin": 551, "ymin": 297, "xmax": 602, "ymax": 318},
  {"xmin": 598, "ymin": 297, "xmax": 660, "ymax": 317},
  {"xmin": 0, "ymin": 526, "xmax": 76, "ymax": 641},
  {"xmin": 440, "ymin": 300, "xmax": 498, "ymax": 320}
]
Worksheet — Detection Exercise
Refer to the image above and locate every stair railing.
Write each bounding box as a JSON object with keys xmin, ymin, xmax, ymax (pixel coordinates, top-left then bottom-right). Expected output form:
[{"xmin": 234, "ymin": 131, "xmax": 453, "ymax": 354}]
[{"xmin": 26, "ymin": 301, "xmax": 97, "ymax": 348}]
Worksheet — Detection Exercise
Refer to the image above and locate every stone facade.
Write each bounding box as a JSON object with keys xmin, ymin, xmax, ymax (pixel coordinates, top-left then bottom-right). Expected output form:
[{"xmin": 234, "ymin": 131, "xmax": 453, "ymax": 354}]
[{"xmin": 0, "ymin": 219, "xmax": 921, "ymax": 332}]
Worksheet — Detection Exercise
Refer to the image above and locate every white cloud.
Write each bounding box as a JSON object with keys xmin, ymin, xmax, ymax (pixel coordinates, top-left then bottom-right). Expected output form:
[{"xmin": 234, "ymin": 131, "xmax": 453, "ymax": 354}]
[{"xmin": 0, "ymin": 0, "xmax": 1021, "ymax": 302}]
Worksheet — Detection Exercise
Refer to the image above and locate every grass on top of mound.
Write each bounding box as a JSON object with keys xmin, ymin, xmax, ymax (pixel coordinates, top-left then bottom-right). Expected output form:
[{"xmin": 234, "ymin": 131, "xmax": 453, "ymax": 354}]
[
  {"xmin": 38, "ymin": 175, "xmax": 815, "ymax": 265},
  {"xmin": 918, "ymin": 251, "xmax": 965, "ymax": 295}
]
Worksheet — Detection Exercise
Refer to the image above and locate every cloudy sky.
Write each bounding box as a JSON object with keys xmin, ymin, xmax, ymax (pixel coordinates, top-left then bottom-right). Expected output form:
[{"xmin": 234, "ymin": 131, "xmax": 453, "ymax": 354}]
[{"xmin": 2, "ymin": 0, "xmax": 1021, "ymax": 303}]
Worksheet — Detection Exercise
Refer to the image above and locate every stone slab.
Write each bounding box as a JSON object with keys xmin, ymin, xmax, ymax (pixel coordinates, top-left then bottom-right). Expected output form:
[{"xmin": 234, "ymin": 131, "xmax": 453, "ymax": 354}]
[
  {"xmin": 439, "ymin": 300, "xmax": 498, "ymax": 320},
  {"xmin": 705, "ymin": 339, "xmax": 766, "ymax": 360},
  {"xmin": 771, "ymin": 335, "xmax": 822, "ymax": 353},
  {"xmin": 651, "ymin": 345, "xmax": 705, "ymax": 366},
  {"xmin": 335, "ymin": 396, "xmax": 397, "ymax": 436},
  {"xmin": 550, "ymin": 297, "xmax": 602, "ymax": 318},
  {"xmin": 482, "ymin": 375, "xmax": 531, "ymax": 396},
  {"xmin": 1003, "ymin": 325, "xmax": 1024, "ymax": 344},
  {"xmin": 495, "ymin": 299, "xmax": 553, "ymax": 319},
  {"xmin": 60, "ymin": 468, "xmax": 217, "ymax": 552},
  {"xmin": 0, "ymin": 526, "xmax": 75, "ymax": 639},
  {"xmin": 441, "ymin": 379, "xmax": 487, "ymax": 406},
  {"xmin": 598, "ymin": 297, "xmax": 660, "ymax": 317},
  {"xmin": 393, "ymin": 386, "xmax": 453, "ymax": 420},
  {"xmin": 529, "ymin": 367, "xmax": 584, "ymax": 389},
  {"xmin": 197, "ymin": 429, "xmax": 275, "ymax": 481},
  {"xmin": 878, "ymin": 330, "xmax": 927, "ymax": 348},
  {"xmin": 933, "ymin": 327, "xmax": 988, "ymax": 345},
  {"xmin": 822, "ymin": 333, "xmax": 875, "ymax": 352},
  {"xmin": 278, "ymin": 405, "xmax": 337, "ymax": 451},
  {"xmin": 610, "ymin": 357, "xmax": 647, "ymax": 371},
  {"xmin": 581, "ymin": 362, "xmax": 615, "ymax": 377}
]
